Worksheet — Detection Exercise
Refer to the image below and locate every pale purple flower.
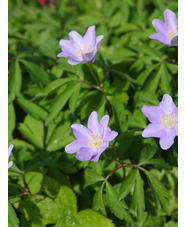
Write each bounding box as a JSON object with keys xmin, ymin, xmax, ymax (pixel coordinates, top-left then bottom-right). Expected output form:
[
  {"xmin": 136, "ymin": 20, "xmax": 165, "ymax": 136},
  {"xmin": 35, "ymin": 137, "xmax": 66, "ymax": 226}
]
[
  {"xmin": 142, "ymin": 94, "xmax": 178, "ymax": 150},
  {"xmin": 149, "ymin": 9, "xmax": 178, "ymax": 46},
  {"xmin": 57, "ymin": 25, "xmax": 104, "ymax": 65},
  {"xmin": 65, "ymin": 111, "xmax": 118, "ymax": 162},
  {"xmin": 8, "ymin": 145, "xmax": 14, "ymax": 168}
]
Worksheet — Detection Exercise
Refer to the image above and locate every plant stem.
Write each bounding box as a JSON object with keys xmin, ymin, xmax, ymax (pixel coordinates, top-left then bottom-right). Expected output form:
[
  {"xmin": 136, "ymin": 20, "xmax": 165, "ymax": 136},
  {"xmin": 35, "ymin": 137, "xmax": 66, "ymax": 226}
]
[
  {"xmin": 100, "ymin": 68, "xmax": 110, "ymax": 88},
  {"xmin": 112, "ymin": 144, "xmax": 123, "ymax": 164},
  {"xmin": 8, "ymin": 169, "xmax": 23, "ymax": 175},
  {"xmin": 104, "ymin": 163, "xmax": 139, "ymax": 182},
  {"xmin": 8, "ymin": 171, "xmax": 43, "ymax": 200},
  {"xmin": 80, "ymin": 79, "xmax": 104, "ymax": 93}
]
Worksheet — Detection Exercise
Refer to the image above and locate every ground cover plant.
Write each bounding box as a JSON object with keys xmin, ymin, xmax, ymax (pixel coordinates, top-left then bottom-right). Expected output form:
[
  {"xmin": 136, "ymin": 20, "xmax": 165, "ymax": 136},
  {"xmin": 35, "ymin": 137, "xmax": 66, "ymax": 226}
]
[{"xmin": 8, "ymin": 0, "xmax": 178, "ymax": 226}]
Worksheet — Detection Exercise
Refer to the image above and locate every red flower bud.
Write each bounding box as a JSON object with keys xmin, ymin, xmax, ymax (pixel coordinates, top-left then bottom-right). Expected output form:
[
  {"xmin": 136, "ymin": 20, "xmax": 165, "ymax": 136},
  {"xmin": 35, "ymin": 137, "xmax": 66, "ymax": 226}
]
[{"xmin": 39, "ymin": 0, "xmax": 48, "ymax": 4}]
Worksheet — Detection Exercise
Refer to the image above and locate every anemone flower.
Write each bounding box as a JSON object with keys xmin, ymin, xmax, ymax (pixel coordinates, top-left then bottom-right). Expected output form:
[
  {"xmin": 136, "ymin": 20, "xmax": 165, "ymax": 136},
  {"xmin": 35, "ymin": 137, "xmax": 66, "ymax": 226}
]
[
  {"xmin": 149, "ymin": 9, "xmax": 178, "ymax": 46},
  {"xmin": 142, "ymin": 94, "xmax": 178, "ymax": 150},
  {"xmin": 57, "ymin": 25, "xmax": 104, "ymax": 65},
  {"xmin": 65, "ymin": 111, "xmax": 118, "ymax": 162}
]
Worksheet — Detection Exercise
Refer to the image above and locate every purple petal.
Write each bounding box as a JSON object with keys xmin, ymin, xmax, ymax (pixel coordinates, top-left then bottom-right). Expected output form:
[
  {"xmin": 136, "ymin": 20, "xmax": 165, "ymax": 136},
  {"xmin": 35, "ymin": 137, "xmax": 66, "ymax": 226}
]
[
  {"xmin": 91, "ymin": 141, "xmax": 109, "ymax": 162},
  {"xmin": 57, "ymin": 52, "xmax": 69, "ymax": 58},
  {"xmin": 170, "ymin": 35, "xmax": 178, "ymax": 46},
  {"xmin": 100, "ymin": 115, "xmax": 118, "ymax": 141},
  {"xmin": 91, "ymin": 153, "xmax": 102, "ymax": 162},
  {"xmin": 164, "ymin": 9, "xmax": 177, "ymax": 30},
  {"xmin": 8, "ymin": 145, "xmax": 14, "ymax": 158},
  {"xmin": 71, "ymin": 124, "xmax": 91, "ymax": 141},
  {"xmin": 91, "ymin": 35, "xmax": 104, "ymax": 63},
  {"xmin": 83, "ymin": 25, "xmax": 95, "ymax": 49},
  {"xmin": 159, "ymin": 94, "xmax": 176, "ymax": 114},
  {"xmin": 88, "ymin": 111, "xmax": 104, "ymax": 137},
  {"xmin": 8, "ymin": 161, "xmax": 13, "ymax": 169},
  {"xmin": 142, "ymin": 106, "xmax": 164, "ymax": 124},
  {"xmin": 100, "ymin": 115, "xmax": 109, "ymax": 139},
  {"xmin": 76, "ymin": 147, "xmax": 93, "ymax": 161},
  {"xmin": 95, "ymin": 35, "xmax": 104, "ymax": 48},
  {"xmin": 59, "ymin": 40, "xmax": 79, "ymax": 61},
  {"xmin": 65, "ymin": 140, "xmax": 88, "ymax": 154},
  {"xmin": 149, "ymin": 33, "xmax": 170, "ymax": 45},
  {"xmin": 69, "ymin": 31, "xmax": 84, "ymax": 47},
  {"xmin": 82, "ymin": 51, "xmax": 95, "ymax": 63},
  {"xmin": 152, "ymin": 19, "xmax": 169, "ymax": 36},
  {"xmin": 68, "ymin": 59, "xmax": 81, "ymax": 65},
  {"xmin": 159, "ymin": 129, "xmax": 176, "ymax": 150},
  {"xmin": 172, "ymin": 107, "xmax": 178, "ymax": 136},
  {"xmin": 172, "ymin": 107, "xmax": 178, "ymax": 119},
  {"xmin": 104, "ymin": 131, "xmax": 118, "ymax": 142},
  {"xmin": 142, "ymin": 124, "xmax": 164, "ymax": 138}
]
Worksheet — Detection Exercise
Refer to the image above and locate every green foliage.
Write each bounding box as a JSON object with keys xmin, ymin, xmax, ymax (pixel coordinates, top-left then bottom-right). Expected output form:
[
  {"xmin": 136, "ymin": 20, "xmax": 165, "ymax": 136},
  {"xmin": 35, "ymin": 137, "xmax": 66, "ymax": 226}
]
[
  {"xmin": 106, "ymin": 181, "xmax": 135, "ymax": 224},
  {"xmin": 8, "ymin": 0, "xmax": 178, "ymax": 226},
  {"xmin": 118, "ymin": 169, "xmax": 138, "ymax": 200},
  {"xmin": 8, "ymin": 202, "xmax": 19, "ymax": 227}
]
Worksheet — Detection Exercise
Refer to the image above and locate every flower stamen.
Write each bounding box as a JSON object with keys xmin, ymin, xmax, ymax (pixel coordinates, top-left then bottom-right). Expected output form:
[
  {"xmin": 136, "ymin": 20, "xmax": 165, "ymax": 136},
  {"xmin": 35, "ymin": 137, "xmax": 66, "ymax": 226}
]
[
  {"xmin": 167, "ymin": 25, "xmax": 178, "ymax": 41},
  {"xmin": 160, "ymin": 114, "xmax": 176, "ymax": 129},
  {"xmin": 86, "ymin": 133, "xmax": 103, "ymax": 150},
  {"xmin": 76, "ymin": 44, "xmax": 93, "ymax": 59}
]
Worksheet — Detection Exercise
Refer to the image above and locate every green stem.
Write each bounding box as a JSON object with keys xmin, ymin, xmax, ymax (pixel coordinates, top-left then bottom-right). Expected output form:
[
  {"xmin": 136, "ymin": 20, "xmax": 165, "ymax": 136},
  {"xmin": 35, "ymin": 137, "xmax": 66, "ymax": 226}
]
[
  {"xmin": 8, "ymin": 170, "xmax": 22, "ymax": 175},
  {"xmin": 100, "ymin": 68, "xmax": 110, "ymax": 88},
  {"xmin": 87, "ymin": 62, "xmax": 99, "ymax": 85}
]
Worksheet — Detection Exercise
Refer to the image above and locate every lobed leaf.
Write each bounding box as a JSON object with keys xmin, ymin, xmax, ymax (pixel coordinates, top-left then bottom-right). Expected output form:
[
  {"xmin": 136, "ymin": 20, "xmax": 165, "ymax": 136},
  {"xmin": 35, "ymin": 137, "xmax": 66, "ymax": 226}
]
[{"xmin": 118, "ymin": 169, "xmax": 138, "ymax": 200}]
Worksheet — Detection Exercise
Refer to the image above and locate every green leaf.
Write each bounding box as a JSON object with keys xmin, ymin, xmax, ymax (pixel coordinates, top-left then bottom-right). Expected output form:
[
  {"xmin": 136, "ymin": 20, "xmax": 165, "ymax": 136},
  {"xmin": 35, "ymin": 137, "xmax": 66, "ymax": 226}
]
[
  {"xmin": 127, "ymin": 109, "xmax": 146, "ymax": 129},
  {"xmin": 35, "ymin": 78, "xmax": 76, "ymax": 99},
  {"xmin": 46, "ymin": 135, "xmax": 74, "ymax": 152},
  {"xmin": 8, "ymin": 202, "xmax": 19, "ymax": 227},
  {"xmin": 135, "ymin": 91, "xmax": 160, "ymax": 107},
  {"xmin": 107, "ymin": 96, "xmax": 126, "ymax": 132},
  {"xmin": 18, "ymin": 115, "xmax": 44, "ymax": 149},
  {"xmin": 79, "ymin": 90, "xmax": 103, "ymax": 120},
  {"xmin": 26, "ymin": 151, "xmax": 61, "ymax": 170},
  {"xmin": 8, "ymin": 103, "xmax": 16, "ymax": 141},
  {"xmin": 38, "ymin": 186, "xmax": 77, "ymax": 225},
  {"xmin": 144, "ymin": 158, "xmax": 172, "ymax": 170},
  {"xmin": 141, "ymin": 168, "xmax": 170, "ymax": 213},
  {"xmin": 19, "ymin": 59, "xmax": 50, "ymax": 87},
  {"xmin": 69, "ymin": 82, "xmax": 81, "ymax": 113},
  {"xmin": 106, "ymin": 181, "xmax": 135, "ymax": 224},
  {"xmin": 110, "ymin": 69, "xmax": 138, "ymax": 84},
  {"xmin": 140, "ymin": 45, "xmax": 162, "ymax": 61},
  {"xmin": 46, "ymin": 121, "xmax": 71, "ymax": 150},
  {"xmin": 84, "ymin": 168, "xmax": 104, "ymax": 188},
  {"xmin": 17, "ymin": 97, "xmax": 48, "ymax": 122},
  {"xmin": 9, "ymin": 61, "xmax": 22, "ymax": 98},
  {"xmin": 133, "ymin": 170, "xmax": 145, "ymax": 221},
  {"xmin": 8, "ymin": 139, "xmax": 34, "ymax": 151},
  {"xmin": 25, "ymin": 169, "xmax": 44, "ymax": 194},
  {"xmin": 18, "ymin": 186, "xmax": 77, "ymax": 225},
  {"xmin": 160, "ymin": 64, "xmax": 172, "ymax": 94},
  {"xmin": 143, "ymin": 64, "xmax": 163, "ymax": 93},
  {"xmin": 139, "ymin": 144, "xmax": 157, "ymax": 165},
  {"xmin": 45, "ymin": 83, "xmax": 76, "ymax": 125},
  {"xmin": 43, "ymin": 175, "xmax": 60, "ymax": 198},
  {"xmin": 118, "ymin": 169, "xmax": 138, "ymax": 200},
  {"xmin": 76, "ymin": 209, "xmax": 115, "ymax": 227},
  {"xmin": 21, "ymin": 215, "xmax": 45, "ymax": 227},
  {"xmin": 93, "ymin": 182, "xmax": 106, "ymax": 215},
  {"xmin": 136, "ymin": 64, "xmax": 159, "ymax": 86}
]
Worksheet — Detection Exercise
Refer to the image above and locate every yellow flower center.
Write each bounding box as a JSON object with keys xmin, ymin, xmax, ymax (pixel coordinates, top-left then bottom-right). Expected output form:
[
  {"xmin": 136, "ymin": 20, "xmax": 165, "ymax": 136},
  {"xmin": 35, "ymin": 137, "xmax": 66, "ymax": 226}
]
[
  {"xmin": 167, "ymin": 25, "xmax": 178, "ymax": 41},
  {"xmin": 86, "ymin": 133, "xmax": 103, "ymax": 150},
  {"xmin": 76, "ymin": 44, "xmax": 93, "ymax": 59},
  {"xmin": 160, "ymin": 114, "xmax": 176, "ymax": 130}
]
